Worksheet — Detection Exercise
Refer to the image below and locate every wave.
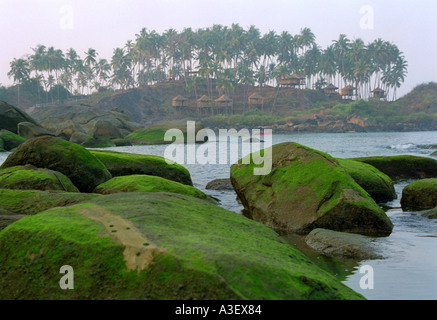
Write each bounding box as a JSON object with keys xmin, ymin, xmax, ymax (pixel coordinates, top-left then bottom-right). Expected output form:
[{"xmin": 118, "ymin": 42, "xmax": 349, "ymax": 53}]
[{"xmin": 387, "ymin": 143, "xmax": 416, "ymax": 150}]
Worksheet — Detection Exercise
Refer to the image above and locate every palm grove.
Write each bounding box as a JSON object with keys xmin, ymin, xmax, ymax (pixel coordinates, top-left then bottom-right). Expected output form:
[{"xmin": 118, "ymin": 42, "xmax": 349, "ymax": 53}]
[{"xmin": 7, "ymin": 24, "xmax": 408, "ymax": 105}]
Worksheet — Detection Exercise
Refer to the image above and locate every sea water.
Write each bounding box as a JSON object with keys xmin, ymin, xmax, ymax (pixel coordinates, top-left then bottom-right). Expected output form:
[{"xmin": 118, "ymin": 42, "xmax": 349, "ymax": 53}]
[{"xmin": 1, "ymin": 131, "xmax": 436, "ymax": 299}]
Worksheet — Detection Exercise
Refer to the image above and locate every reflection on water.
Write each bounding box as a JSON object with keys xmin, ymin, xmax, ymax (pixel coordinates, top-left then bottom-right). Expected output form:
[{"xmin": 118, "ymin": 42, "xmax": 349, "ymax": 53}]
[{"xmin": 1, "ymin": 131, "xmax": 437, "ymax": 299}]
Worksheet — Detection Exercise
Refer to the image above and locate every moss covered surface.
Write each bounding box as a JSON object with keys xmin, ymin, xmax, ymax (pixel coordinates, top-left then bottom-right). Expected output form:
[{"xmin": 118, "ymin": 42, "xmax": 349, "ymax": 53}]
[
  {"xmin": 0, "ymin": 136, "xmax": 112, "ymax": 192},
  {"xmin": 401, "ymin": 178, "xmax": 437, "ymax": 211},
  {"xmin": 353, "ymin": 155, "xmax": 437, "ymax": 180},
  {"xmin": 0, "ymin": 165, "xmax": 79, "ymax": 192},
  {"xmin": 0, "ymin": 192, "xmax": 364, "ymax": 300},
  {"xmin": 0, "ymin": 130, "xmax": 26, "ymax": 151},
  {"xmin": 94, "ymin": 175, "xmax": 211, "ymax": 201},
  {"xmin": 0, "ymin": 188, "xmax": 101, "ymax": 215},
  {"xmin": 231, "ymin": 142, "xmax": 392, "ymax": 236},
  {"xmin": 125, "ymin": 128, "xmax": 171, "ymax": 145},
  {"xmin": 337, "ymin": 158, "xmax": 396, "ymax": 203},
  {"xmin": 90, "ymin": 149, "xmax": 192, "ymax": 186}
]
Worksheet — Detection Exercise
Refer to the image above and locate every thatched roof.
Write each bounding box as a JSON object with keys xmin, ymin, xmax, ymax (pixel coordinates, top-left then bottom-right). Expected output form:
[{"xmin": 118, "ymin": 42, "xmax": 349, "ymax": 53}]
[
  {"xmin": 324, "ymin": 83, "xmax": 338, "ymax": 90},
  {"xmin": 342, "ymin": 85, "xmax": 356, "ymax": 90},
  {"xmin": 248, "ymin": 92, "xmax": 264, "ymax": 100},
  {"xmin": 172, "ymin": 95, "xmax": 187, "ymax": 102},
  {"xmin": 198, "ymin": 95, "xmax": 211, "ymax": 102},
  {"xmin": 215, "ymin": 94, "xmax": 232, "ymax": 102},
  {"xmin": 371, "ymin": 87, "xmax": 385, "ymax": 93}
]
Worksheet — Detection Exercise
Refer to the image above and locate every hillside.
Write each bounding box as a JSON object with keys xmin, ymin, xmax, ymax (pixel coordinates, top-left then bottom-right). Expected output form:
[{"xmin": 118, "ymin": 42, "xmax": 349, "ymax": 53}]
[{"xmin": 6, "ymin": 80, "xmax": 437, "ymax": 133}]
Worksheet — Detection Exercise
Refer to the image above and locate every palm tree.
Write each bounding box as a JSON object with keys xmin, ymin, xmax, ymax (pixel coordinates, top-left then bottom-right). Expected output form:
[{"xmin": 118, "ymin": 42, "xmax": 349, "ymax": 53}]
[{"xmin": 8, "ymin": 58, "xmax": 30, "ymax": 105}]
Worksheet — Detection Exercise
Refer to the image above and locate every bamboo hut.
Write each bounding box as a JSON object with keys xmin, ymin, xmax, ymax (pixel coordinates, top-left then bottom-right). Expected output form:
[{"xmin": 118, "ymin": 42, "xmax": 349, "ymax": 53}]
[
  {"xmin": 371, "ymin": 87, "xmax": 386, "ymax": 100},
  {"xmin": 214, "ymin": 94, "xmax": 233, "ymax": 114},
  {"xmin": 279, "ymin": 73, "xmax": 305, "ymax": 87},
  {"xmin": 197, "ymin": 95, "xmax": 212, "ymax": 115},
  {"xmin": 248, "ymin": 92, "xmax": 265, "ymax": 111},
  {"xmin": 340, "ymin": 85, "xmax": 357, "ymax": 99},
  {"xmin": 323, "ymin": 84, "xmax": 339, "ymax": 97},
  {"xmin": 172, "ymin": 95, "xmax": 189, "ymax": 111}
]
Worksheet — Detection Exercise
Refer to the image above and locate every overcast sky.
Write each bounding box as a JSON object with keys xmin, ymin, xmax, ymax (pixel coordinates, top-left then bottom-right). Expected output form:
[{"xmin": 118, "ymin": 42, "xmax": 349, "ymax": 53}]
[{"xmin": 1, "ymin": 0, "xmax": 436, "ymax": 97}]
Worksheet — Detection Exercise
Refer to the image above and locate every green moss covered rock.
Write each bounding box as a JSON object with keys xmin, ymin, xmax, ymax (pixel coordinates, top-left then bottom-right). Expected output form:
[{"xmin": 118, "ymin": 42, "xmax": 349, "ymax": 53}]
[
  {"xmin": 0, "ymin": 165, "xmax": 79, "ymax": 192},
  {"xmin": 125, "ymin": 121, "xmax": 204, "ymax": 145},
  {"xmin": 90, "ymin": 149, "xmax": 192, "ymax": 186},
  {"xmin": 0, "ymin": 136, "xmax": 112, "ymax": 192},
  {"xmin": 0, "ymin": 130, "xmax": 26, "ymax": 151},
  {"xmin": 0, "ymin": 188, "xmax": 101, "ymax": 216},
  {"xmin": 230, "ymin": 142, "xmax": 393, "ymax": 236},
  {"xmin": 337, "ymin": 158, "xmax": 396, "ymax": 203},
  {"xmin": 353, "ymin": 155, "xmax": 437, "ymax": 180},
  {"xmin": 0, "ymin": 192, "xmax": 364, "ymax": 300},
  {"xmin": 94, "ymin": 175, "xmax": 211, "ymax": 201},
  {"xmin": 401, "ymin": 178, "xmax": 437, "ymax": 211}
]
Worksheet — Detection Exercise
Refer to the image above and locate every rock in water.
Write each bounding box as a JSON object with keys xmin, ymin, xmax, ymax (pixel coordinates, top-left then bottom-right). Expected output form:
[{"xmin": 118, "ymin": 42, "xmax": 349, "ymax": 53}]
[
  {"xmin": 353, "ymin": 155, "xmax": 437, "ymax": 180},
  {"xmin": 401, "ymin": 178, "xmax": 437, "ymax": 211},
  {"xmin": 305, "ymin": 228, "xmax": 383, "ymax": 260},
  {"xmin": 0, "ymin": 192, "xmax": 364, "ymax": 300},
  {"xmin": 205, "ymin": 178, "xmax": 234, "ymax": 190},
  {"xmin": 230, "ymin": 142, "xmax": 393, "ymax": 236},
  {"xmin": 94, "ymin": 175, "xmax": 212, "ymax": 201},
  {"xmin": 0, "ymin": 165, "xmax": 79, "ymax": 192},
  {"xmin": 337, "ymin": 158, "xmax": 396, "ymax": 203},
  {"xmin": 90, "ymin": 149, "xmax": 193, "ymax": 186},
  {"xmin": 0, "ymin": 130, "xmax": 26, "ymax": 151},
  {"xmin": 0, "ymin": 136, "xmax": 112, "ymax": 192}
]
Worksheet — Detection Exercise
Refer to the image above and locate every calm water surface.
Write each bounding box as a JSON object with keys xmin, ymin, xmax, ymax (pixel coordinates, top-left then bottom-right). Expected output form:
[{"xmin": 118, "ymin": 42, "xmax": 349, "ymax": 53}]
[{"xmin": 1, "ymin": 131, "xmax": 436, "ymax": 299}]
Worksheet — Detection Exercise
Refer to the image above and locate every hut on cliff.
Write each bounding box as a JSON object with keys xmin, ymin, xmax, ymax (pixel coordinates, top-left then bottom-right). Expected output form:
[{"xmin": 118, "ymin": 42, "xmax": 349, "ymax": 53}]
[
  {"xmin": 323, "ymin": 83, "xmax": 339, "ymax": 97},
  {"xmin": 197, "ymin": 95, "xmax": 212, "ymax": 115},
  {"xmin": 371, "ymin": 87, "xmax": 386, "ymax": 100},
  {"xmin": 248, "ymin": 92, "xmax": 265, "ymax": 111},
  {"xmin": 340, "ymin": 85, "xmax": 357, "ymax": 99},
  {"xmin": 279, "ymin": 73, "xmax": 305, "ymax": 87},
  {"xmin": 214, "ymin": 95, "xmax": 233, "ymax": 114},
  {"xmin": 172, "ymin": 95, "xmax": 189, "ymax": 111}
]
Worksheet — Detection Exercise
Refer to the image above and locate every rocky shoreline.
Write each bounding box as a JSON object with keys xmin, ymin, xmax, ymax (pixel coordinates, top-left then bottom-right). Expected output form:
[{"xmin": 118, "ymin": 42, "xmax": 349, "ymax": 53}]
[{"xmin": 1, "ymin": 99, "xmax": 437, "ymax": 300}]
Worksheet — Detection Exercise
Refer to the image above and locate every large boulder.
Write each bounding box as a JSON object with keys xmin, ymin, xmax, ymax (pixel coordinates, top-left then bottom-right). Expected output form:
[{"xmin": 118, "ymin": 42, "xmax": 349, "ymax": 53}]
[
  {"xmin": 352, "ymin": 155, "xmax": 437, "ymax": 180},
  {"xmin": 401, "ymin": 178, "xmax": 437, "ymax": 211},
  {"xmin": 0, "ymin": 165, "xmax": 79, "ymax": 192},
  {"xmin": 94, "ymin": 175, "xmax": 212, "ymax": 202},
  {"xmin": 230, "ymin": 142, "xmax": 393, "ymax": 236},
  {"xmin": 17, "ymin": 121, "xmax": 56, "ymax": 139},
  {"xmin": 90, "ymin": 150, "xmax": 192, "ymax": 186},
  {"xmin": 0, "ymin": 130, "xmax": 26, "ymax": 151},
  {"xmin": 337, "ymin": 158, "xmax": 396, "ymax": 203},
  {"xmin": 0, "ymin": 136, "xmax": 112, "ymax": 192},
  {"xmin": 0, "ymin": 188, "xmax": 101, "ymax": 216},
  {"xmin": 32, "ymin": 104, "xmax": 142, "ymax": 141},
  {"xmin": 0, "ymin": 192, "xmax": 364, "ymax": 300},
  {"xmin": 0, "ymin": 214, "xmax": 25, "ymax": 232},
  {"xmin": 0, "ymin": 100, "xmax": 39, "ymax": 134}
]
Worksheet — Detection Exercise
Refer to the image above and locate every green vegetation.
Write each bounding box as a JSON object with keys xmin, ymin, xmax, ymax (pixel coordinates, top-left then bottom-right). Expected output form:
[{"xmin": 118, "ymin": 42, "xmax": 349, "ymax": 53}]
[
  {"xmin": 4, "ymin": 24, "xmax": 407, "ymax": 108},
  {"xmin": 203, "ymin": 109, "xmax": 280, "ymax": 128},
  {"xmin": 0, "ymin": 192, "xmax": 364, "ymax": 299},
  {"xmin": 0, "ymin": 188, "xmax": 100, "ymax": 215},
  {"xmin": 90, "ymin": 149, "xmax": 192, "ymax": 186},
  {"xmin": 0, "ymin": 130, "xmax": 26, "ymax": 151},
  {"xmin": 94, "ymin": 175, "xmax": 211, "ymax": 201},
  {"xmin": 401, "ymin": 178, "xmax": 437, "ymax": 211},
  {"xmin": 0, "ymin": 165, "xmax": 79, "ymax": 192},
  {"xmin": 337, "ymin": 158, "xmax": 396, "ymax": 203},
  {"xmin": 125, "ymin": 128, "xmax": 170, "ymax": 144}
]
